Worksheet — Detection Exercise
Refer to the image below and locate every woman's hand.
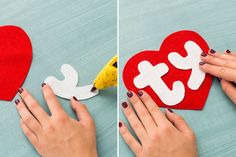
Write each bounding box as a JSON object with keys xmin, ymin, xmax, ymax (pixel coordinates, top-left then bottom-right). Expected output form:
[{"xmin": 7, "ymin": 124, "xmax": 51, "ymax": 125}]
[
  {"xmin": 15, "ymin": 83, "xmax": 98, "ymax": 157},
  {"xmin": 200, "ymin": 49, "xmax": 236, "ymax": 104},
  {"xmin": 119, "ymin": 90, "xmax": 198, "ymax": 157}
]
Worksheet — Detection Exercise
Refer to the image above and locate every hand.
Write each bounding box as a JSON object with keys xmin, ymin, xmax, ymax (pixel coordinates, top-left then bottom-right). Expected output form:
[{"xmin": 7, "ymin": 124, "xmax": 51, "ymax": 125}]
[
  {"xmin": 199, "ymin": 49, "xmax": 236, "ymax": 104},
  {"xmin": 119, "ymin": 90, "xmax": 198, "ymax": 157},
  {"xmin": 15, "ymin": 83, "xmax": 98, "ymax": 157}
]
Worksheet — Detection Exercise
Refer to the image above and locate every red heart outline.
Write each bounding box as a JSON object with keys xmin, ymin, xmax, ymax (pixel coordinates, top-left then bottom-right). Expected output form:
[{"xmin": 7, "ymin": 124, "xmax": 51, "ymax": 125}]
[
  {"xmin": 123, "ymin": 30, "xmax": 212, "ymax": 110},
  {"xmin": 0, "ymin": 25, "xmax": 32, "ymax": 101}
]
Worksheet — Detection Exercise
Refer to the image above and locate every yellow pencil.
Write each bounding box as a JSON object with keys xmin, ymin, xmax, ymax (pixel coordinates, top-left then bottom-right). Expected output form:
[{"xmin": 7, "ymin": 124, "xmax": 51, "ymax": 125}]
[{"xmin": 91, "ymin": 55, "xmax": 117, "ymax": 92}]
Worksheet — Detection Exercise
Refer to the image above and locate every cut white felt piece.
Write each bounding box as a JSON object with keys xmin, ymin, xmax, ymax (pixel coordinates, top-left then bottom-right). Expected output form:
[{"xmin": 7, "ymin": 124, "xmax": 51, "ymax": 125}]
[
  {"xmin": 45, "ymin": 64, "xmax": 99, "ymax": 100},
  {"xmin": 134, "ymin": 60, "xmax": 185, "ymax": 106},
  {"xmin": 168, "ymin": 40, "xmax": 206, "ymax": 90}
]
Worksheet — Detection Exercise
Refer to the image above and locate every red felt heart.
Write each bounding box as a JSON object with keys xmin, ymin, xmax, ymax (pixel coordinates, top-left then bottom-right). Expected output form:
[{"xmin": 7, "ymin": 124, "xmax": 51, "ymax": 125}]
[
  {"xmin": 0, "ymin": 26, "xmax": 32, "ymax": 101},
  {"xmin": 123, "ymin": 30, "xmax": 212, "ymax": 110}
]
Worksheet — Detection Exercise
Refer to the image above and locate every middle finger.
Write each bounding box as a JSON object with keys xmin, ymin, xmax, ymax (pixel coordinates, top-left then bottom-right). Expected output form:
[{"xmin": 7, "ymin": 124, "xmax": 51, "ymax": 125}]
[
  {"xmin": 15, "ymin": 99, "xmax": 42, "ymax": 134},
  {"xmin": 121, "ymin": 101, "xmax": 147, "ymax": 142}
]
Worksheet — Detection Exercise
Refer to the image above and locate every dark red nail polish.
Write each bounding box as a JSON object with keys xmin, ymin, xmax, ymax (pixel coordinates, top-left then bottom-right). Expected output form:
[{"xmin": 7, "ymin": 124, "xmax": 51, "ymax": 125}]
[
  {"xmin": 119, "ymin": 122, "xmax": 122, "ymax": 127},
  {"xmin": 226, "ymin": 49, "xmax": 231, "ymax": 53},
  {"xmin": 42, "ymin": 83, "xmax": 46, "ymax": 87},
  {"xmin": 15, "ymin": 99, "xmax": 20, "ymax": 105},
  {"xmin": 73, "ymin": 96, "xmax": 78, "ymax": 101},
  {"xmin": 127, "ymin": 91, "xmax": 133, "ymax": 98},
  {"xmin": 209, "ymin": 49, "xmax": 216, "ymax": 53},
  {"xmin": 168, "ymin": 108, "xmax": 173, "ymax": 113},
  {"xmin": 201, "ymin": 52, "xmax": 207, "ymax": 57},
  {"xmin": 199, "ymin": 62, "xmax": 205, "ymax": 66},
  {"xmin": 138, "ymin": 90, "xmax": 143, "ymax": 96},
  {"xmin": 18, "ymin": 88, "xmax": 24, "ymax": 94},
  {"xmin": 91, "ymin": 86, "xmax": 97, "ymax": 92},
  {"xmin": 122, "ymin": 102, "xmax": 128, "ymax": 108}
]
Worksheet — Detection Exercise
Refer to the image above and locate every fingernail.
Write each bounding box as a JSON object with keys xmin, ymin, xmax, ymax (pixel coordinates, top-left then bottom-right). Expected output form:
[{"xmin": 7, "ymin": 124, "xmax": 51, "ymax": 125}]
[
  {"xmin": 127, "ymin": 91, "xmax": 133, "ymax": 98},
  {"xmin": 209, "ymin": 49, "xmax": 216, "ymax": 53},
  {"xmin": 73, "ymin": 96, "xmax": 78, "ymax": 101},
  {"xmin": 199, "ymin": 62, "xmax": 205, "ymax": 66},
  {"xmin": 167, "ymin": 108, "xmax": 174, "ymax": 113},
  {"xmin": 91, "ymin": 86, "xmax": 97, "ymax": 92},
  {"xmin": 119, "ymin": 122, "xmax": 122, "ymax": 127},
  {"xmin": 18, "ymin": 88, "xmax": 23, "ymax": 94},
  {"xmin": 42, "ymin": 83, "xmax": 46, "ymax": 87},
  {"xmin": 121, "ymin": 102, "xmax": 128, "ymax": 108},
  {"xmin": 138, "ymin": 90, "xmax": 143, "ymax": 96},
  {"xmin": 226, "ymin": 49, "xmax": 231, "ymax": 53},
  {"xmin": 201, "ymin": 52, "xmax": 207, "ymax": 57},
  {"xmin": 15, "ymin": 99, "xmax": 20, "ymax": 105}
]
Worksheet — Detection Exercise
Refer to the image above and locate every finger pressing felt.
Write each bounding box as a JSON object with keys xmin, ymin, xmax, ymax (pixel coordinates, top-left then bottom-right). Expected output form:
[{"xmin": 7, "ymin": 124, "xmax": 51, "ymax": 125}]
[
  {"xmin": 199, "ymin": 63, "xmax": 236, "ymax": 82},
  {"xmin": 221, "ymin": 80, "xmax": 236, "ymax": 104},
  {"xmin": 18, "ymin": 87, "xmax": 49, "ymax": 123},
  {"xmin": 200, "ymin": 53, "xmax": 236, "ymax": 69},
  {"xmin": 209, "ymin": 49, "xmax": 216, "ymax": 54},
  {"xmin": 42, "ymin": 83, "xmax": 66, "ymax": 116}
]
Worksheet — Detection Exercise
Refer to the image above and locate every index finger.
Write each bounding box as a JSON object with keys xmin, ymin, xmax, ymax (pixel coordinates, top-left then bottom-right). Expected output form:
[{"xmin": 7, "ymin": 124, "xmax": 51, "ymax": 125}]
[{"xmin": 199, "ymin": 62, "xmax": 236, "ymax": 82}]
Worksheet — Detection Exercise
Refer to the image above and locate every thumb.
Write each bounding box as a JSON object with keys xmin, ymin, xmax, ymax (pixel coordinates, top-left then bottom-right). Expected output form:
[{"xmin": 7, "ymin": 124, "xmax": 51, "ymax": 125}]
[
  {"xmin": 165, "ymin": 109, "xmax": 193, "ymax": 135},
  {"xmin": 221, "ymin": 79, "xmax": 236, "ymax": 104}
]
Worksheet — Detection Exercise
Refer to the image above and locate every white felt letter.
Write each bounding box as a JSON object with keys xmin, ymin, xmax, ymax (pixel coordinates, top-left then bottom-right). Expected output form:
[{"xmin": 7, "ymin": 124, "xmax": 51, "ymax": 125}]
[
  {"xmin": 168, "ymin": 41, "xmax": 205, "ymax": 90},
  {"xmin": 45, "ymin": 64, "xmax": 99, "ymax": 100},
  {"xmin": 134, "ymin": 61, "xmax": 185, "ymax": 106}
]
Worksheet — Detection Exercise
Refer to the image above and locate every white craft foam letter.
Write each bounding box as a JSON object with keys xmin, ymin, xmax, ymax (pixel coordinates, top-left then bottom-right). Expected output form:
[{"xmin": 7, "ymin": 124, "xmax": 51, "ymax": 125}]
[
  {"xmin": 45, "ymin": 64, "xmax": 99, "ymax": 100},
  {"xmin": 134, "ymin": 61, "xmax": 185, "ymax": 106},
  {"xmin": 168, "ymin": 41, "xmax": 206, "ymax": 90}
]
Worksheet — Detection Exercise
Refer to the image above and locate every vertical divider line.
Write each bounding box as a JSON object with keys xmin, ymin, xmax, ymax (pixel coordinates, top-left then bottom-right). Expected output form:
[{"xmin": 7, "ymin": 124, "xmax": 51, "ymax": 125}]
[{"xmin": 117, "ymin": 0, "xmax": 120, "ymax": 156}]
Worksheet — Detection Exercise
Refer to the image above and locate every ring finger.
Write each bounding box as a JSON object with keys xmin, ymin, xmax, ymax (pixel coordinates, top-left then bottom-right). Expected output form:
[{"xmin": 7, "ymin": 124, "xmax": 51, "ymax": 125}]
[
  {"xmin": 15, "ymin": 99, "xmax": 42, "ymax": 134},
  {"xmin": 121, "ymin": 101, "xmax": 147, "ymax": 142}
]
